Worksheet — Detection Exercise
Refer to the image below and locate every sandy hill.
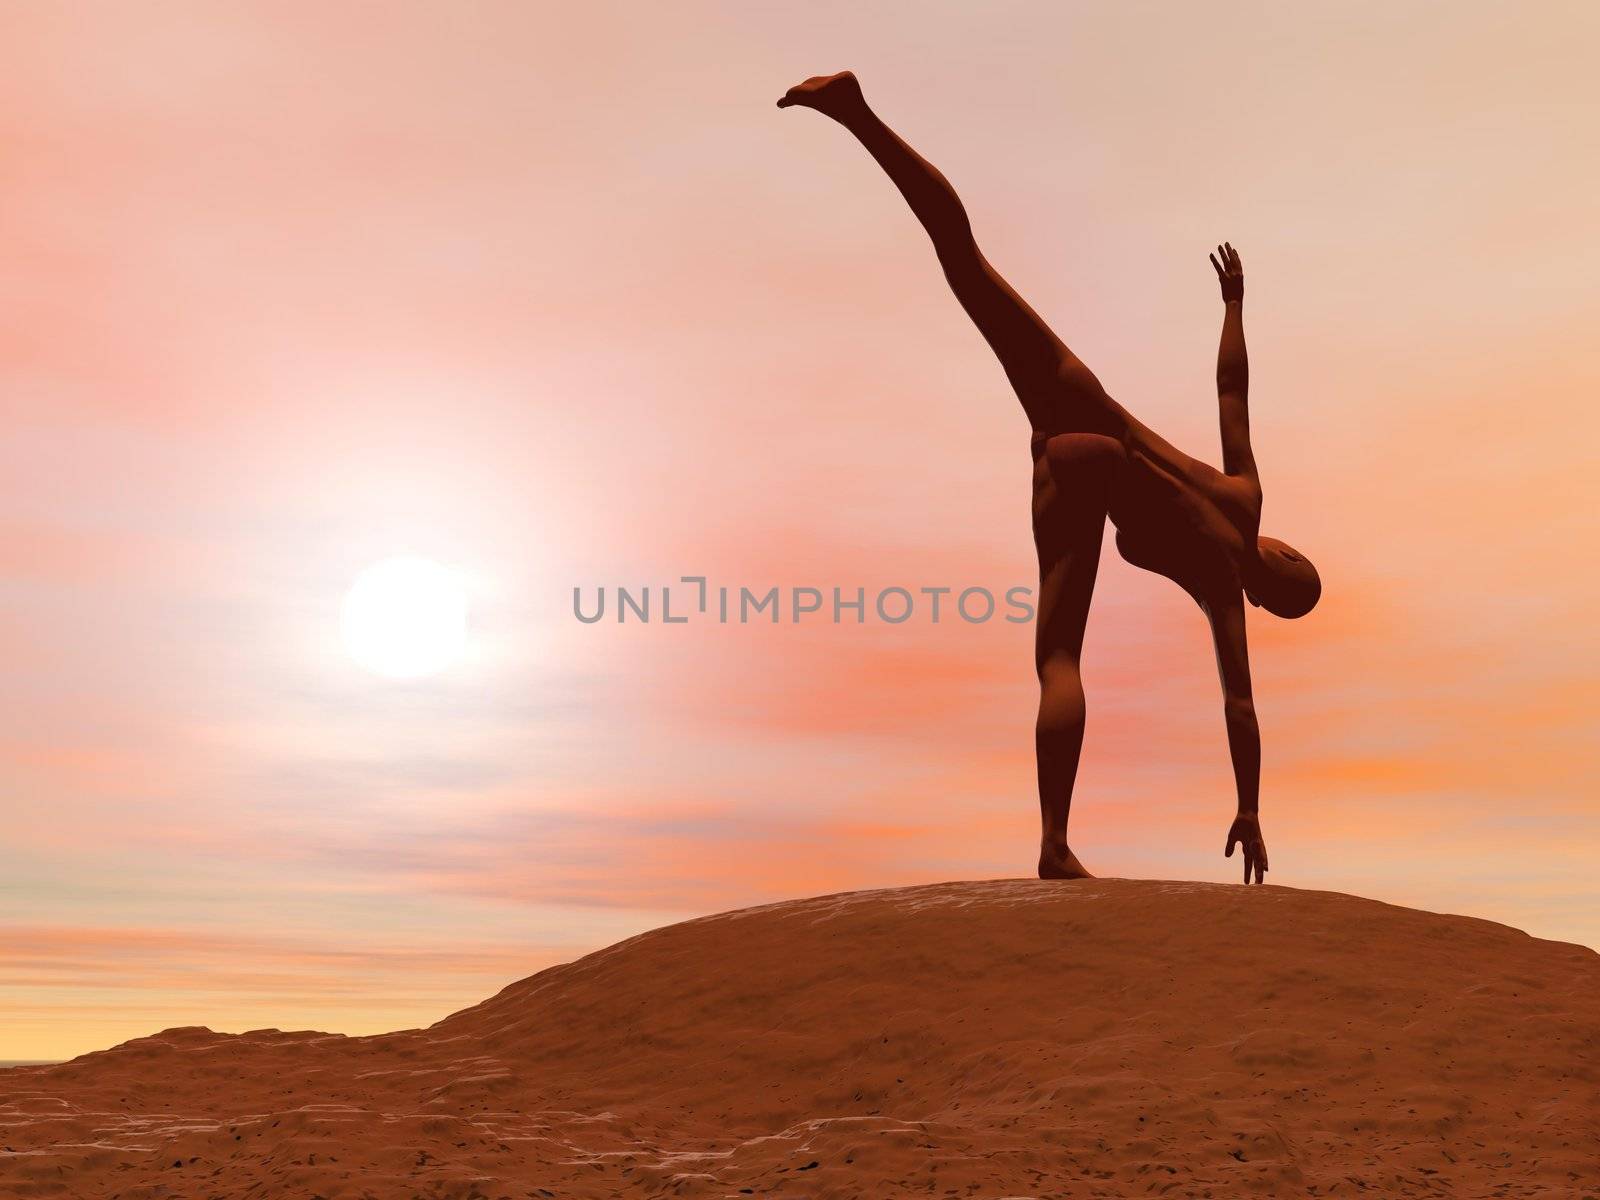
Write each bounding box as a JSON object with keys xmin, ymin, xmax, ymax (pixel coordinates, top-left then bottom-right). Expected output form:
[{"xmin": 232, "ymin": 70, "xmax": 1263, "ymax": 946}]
[{"xmin": 1, "ymin": 878, "xmax": 1596, "ymax": 1198}]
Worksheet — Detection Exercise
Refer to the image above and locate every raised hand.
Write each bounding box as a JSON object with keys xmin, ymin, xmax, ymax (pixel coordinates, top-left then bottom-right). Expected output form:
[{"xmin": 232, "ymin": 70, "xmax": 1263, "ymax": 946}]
[
  {"xmin": 1225, "ymin": 811, "xmax": 1268, "ymax": 884},
  {"xmin": 776, "ymin": 70, "xmax": 866, "ymax": 120},
  {"xmin": 1209, "ymin": 242, "xmax": 1244, "ymax": 304}
]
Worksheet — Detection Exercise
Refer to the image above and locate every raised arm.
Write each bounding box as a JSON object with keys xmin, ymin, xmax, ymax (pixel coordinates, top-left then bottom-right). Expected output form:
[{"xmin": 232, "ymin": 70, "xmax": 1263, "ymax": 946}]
[
  {"xmin": 1209, "ymin": 243, "xmax": 1258, "ymax": 486},
  {"xmin": 1208, "ymin": 592, "xmax": 1268, "ymax": 884}
]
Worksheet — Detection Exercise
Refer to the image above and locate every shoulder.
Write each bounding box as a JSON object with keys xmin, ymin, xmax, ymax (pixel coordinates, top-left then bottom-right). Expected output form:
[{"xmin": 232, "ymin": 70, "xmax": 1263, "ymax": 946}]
[
  {"xmin": 1236, "ymin": 470, "xmax": 1264, "ymax": 508},
  {"xmin": 1216, "ymin": 469, "xmax": 1263, "ymax": 523}
]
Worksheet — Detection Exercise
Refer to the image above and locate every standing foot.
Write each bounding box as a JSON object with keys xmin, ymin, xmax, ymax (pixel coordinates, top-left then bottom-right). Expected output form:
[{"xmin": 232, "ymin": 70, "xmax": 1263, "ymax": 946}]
[
  {"xmin": 776, "ymin": 70, "xmax": 865, "ymax": 118},
  {"xmin": 1038, "ymin": 844, "xmax": 1095, "ymax": 880}
]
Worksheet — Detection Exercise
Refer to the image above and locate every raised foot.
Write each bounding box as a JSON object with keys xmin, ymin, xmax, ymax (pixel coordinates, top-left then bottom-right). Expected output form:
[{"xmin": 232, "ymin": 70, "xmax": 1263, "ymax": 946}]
[
  {"xmin": 1038, "ymin": 845, "xmax": 1095, "ymax": 880},
  {"xmin": 776, "ymin": 70, "xmax": 864, "ymax": 116}
]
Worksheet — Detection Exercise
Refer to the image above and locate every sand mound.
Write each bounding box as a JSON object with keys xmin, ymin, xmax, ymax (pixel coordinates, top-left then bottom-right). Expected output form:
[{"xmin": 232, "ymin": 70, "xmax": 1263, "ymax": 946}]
[{"xmin": 3, "ymin": 879, "xmax": 1596, "ymax": 1198}]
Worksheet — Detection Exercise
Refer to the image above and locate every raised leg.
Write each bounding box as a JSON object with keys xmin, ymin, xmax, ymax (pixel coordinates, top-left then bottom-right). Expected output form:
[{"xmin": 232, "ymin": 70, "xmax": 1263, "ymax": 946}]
[
  {"xmin": 1031, "ymin": 433, "xmax": 1120, "ymax": 878},
  {"xmin": 779, "ymin": 72, "xmax": 1123, "ymax": 439}
]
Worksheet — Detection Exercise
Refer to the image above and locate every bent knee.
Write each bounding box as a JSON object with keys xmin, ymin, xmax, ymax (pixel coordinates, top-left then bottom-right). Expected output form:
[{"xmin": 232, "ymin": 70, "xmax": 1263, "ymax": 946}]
[{"xmin": 1036, "ymin": 656, "xmax": 1086, "ymax": 729}]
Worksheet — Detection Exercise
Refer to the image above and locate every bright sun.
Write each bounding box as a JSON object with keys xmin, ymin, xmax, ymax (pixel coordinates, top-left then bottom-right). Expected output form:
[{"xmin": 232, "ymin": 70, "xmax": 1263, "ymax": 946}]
[{"xmin": 341, "ymin": 556, "xmax": 468, "ymax": 679}]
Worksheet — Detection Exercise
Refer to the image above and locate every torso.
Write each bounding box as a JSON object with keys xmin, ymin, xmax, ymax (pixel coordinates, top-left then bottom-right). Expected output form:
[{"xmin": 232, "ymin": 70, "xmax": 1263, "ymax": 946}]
[{"xmin": 1032, "ymin": 421, "xmax": 1261, "ymax": 602}]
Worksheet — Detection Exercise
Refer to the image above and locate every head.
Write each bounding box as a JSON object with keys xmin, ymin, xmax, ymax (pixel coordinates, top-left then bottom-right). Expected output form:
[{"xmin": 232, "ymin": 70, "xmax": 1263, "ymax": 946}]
[{"xmin": 1245, "ymin": 536, "xmax": 1321, "ymax": 619}]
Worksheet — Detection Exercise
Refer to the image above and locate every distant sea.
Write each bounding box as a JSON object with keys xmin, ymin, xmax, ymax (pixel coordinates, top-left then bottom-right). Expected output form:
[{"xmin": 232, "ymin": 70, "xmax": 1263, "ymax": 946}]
[{"xmin": 0, "ymin": 1060, "xmax": 58, "ymax": 1067}]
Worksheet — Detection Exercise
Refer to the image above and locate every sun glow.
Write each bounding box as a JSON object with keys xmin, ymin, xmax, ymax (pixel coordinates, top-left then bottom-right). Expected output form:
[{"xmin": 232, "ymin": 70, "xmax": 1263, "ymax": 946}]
[{"xmin": 341, "ymin": 557, "xmax": 468, "ymax": 679}]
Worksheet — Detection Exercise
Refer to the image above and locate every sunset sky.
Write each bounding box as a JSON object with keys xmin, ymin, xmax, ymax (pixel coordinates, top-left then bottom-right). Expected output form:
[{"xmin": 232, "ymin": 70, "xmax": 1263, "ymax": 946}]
[{"xmin": 5, "ymin": 2, "xmax": 1598, "ymax": 1060}]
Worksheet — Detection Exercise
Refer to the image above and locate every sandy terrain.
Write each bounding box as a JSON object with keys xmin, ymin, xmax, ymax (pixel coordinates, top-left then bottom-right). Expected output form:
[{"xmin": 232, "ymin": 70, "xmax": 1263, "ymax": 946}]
[{"xmin": 2, "ymin": 878, "xmax": 1596, "ymax": 1198}]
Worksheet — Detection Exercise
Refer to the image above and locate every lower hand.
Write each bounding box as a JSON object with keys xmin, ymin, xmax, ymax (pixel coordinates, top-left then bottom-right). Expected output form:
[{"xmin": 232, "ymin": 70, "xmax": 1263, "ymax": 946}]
[{"xmin": 1225, "ymin": 812, "xmax": 1268, "ymax": 884}]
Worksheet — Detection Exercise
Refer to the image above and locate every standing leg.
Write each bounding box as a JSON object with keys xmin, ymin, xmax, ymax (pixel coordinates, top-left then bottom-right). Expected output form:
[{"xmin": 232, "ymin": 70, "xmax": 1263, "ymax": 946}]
[
  {"xmin": 779, "ymin": 72, "xmax": 1125, "ymax": 439},
  {"xmin": 1032, "ymin": 434, "xmax": 1120, "ymax": 878}
]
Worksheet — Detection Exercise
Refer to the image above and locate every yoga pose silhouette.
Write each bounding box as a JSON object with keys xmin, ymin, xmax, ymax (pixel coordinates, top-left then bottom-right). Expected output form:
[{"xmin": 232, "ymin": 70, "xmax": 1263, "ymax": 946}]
[{"xmin": 779, "ymin": 71, "xmax": 1320, "ymax": 884}]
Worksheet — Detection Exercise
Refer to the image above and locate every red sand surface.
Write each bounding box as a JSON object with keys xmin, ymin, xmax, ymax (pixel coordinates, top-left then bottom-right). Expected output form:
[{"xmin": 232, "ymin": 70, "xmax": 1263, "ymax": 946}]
[{"xmin": 2, "ymin": 879, "xmax": 1596, "ymax": 1198}]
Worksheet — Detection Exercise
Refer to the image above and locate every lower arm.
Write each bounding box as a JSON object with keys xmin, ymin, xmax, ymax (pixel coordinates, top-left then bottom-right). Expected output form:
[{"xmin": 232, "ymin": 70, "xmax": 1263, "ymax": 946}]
[
  {"xmin": 1216, "ymin": 302, "xmax": 1248, "ymax": 391},
  {"xmin": 1224, "ymin": 699, "xmax": 1261, "ymax": 815}
]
